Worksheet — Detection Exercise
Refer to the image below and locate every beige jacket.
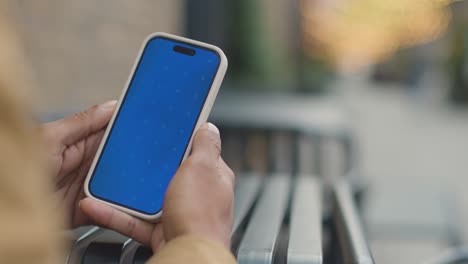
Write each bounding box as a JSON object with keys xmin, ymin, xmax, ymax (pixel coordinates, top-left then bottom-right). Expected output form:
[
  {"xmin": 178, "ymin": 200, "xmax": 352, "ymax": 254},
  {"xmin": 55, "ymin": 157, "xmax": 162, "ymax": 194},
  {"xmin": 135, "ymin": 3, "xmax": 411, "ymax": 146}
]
[{"xmin": 0, "ymin": 4, "xmax": 236, "ymax": 264}]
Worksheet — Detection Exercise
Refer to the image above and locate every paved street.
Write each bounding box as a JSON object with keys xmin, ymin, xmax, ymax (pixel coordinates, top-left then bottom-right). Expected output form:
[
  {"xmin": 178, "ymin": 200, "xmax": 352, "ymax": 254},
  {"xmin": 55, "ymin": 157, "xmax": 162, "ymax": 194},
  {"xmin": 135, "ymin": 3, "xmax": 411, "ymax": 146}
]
[{"xmin": 337, "ymin": 74, "xmax": 468, "ymax": 263}]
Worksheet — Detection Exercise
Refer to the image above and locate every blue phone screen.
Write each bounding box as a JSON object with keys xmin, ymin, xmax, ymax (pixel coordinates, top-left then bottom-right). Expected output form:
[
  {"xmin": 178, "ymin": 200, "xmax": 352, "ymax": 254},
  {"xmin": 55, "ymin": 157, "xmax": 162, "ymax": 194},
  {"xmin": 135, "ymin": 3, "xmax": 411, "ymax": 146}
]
[{"xmin": 89, "ymin": 36, "xmax": 221, "ymax": 215}]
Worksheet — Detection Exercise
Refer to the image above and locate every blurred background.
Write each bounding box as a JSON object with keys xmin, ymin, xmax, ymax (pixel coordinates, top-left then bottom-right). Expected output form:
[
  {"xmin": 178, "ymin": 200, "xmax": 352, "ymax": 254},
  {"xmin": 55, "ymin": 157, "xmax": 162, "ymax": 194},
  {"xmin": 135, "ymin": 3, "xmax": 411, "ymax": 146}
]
[{"xmin": 7, "ymin": 0, "xmax": 468, "ymax": 263}]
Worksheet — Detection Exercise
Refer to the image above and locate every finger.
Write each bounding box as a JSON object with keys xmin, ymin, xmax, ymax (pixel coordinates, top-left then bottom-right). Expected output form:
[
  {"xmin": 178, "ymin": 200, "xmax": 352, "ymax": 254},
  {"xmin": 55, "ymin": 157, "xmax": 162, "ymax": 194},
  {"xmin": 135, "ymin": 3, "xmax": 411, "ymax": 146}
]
[
  {"xmin": 57, "ymin": 129, "xmax": 105, "ymax": 179},
  {"xmin": 80, "ymin": 198, "xmax": 162, "ymax": 248},
  {"xmin": 219, "ymin": 157, "xmax": 235, "ymax": 187},
  {"xmin": 53, "ymin": 101, "xmax": 117, "ymax": 145},
  {"xmin": 191, "ymin": 123, "xmax": 221, "ymax": 164}
]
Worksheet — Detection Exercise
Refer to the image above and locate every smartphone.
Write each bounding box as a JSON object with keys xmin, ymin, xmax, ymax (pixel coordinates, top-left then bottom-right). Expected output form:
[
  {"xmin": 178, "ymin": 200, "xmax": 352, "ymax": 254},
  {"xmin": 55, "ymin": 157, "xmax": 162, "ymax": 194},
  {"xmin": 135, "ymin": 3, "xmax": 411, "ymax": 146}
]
[{"xmin": 84, "ymin": 32, "xmax": 227, "ymax": 221}]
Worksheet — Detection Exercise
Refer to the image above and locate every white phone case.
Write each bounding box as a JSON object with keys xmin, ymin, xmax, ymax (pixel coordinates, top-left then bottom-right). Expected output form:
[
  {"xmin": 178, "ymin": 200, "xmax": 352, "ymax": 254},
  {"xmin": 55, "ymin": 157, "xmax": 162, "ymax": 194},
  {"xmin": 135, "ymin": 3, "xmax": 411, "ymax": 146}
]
[{"xmin": 84, "ymin": 32, "xmax": 228, "ymax": 221}]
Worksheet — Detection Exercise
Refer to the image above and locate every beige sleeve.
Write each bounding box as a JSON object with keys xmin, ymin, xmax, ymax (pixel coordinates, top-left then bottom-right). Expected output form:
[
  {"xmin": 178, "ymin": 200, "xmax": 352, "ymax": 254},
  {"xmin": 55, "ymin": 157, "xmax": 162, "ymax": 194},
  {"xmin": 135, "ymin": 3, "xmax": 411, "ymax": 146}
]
[
  {"xmin": 0, "ymin": 125, "xmax": 64, "ymax": 264},
  {"xmin": 0, "ymin": 1, "xmax": 64, "ymax": 263},
  {"xmin": 147, "ymin": 235, "xmax": 237, "ymax": 264}
]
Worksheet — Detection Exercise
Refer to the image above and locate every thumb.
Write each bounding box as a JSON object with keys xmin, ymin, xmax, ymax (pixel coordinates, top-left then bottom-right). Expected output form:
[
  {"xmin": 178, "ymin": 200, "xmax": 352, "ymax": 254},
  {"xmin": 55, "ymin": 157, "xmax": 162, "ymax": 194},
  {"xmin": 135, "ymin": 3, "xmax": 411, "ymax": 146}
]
[
  {"xmin": 190, "ymin": 123, "xmax": 221, "ymax": 164},
  {"xmin": 54, "ymin": 100, "xmax": 117, "ymax": 145}
]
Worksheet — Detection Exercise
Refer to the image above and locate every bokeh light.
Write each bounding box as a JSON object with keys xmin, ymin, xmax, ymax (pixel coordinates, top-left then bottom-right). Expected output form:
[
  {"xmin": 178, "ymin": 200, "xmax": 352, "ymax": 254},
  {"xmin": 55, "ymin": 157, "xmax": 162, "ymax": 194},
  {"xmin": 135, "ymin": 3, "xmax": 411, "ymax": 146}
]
[{"xmin": 302, "ymin": 0, "xmax": 455, "ymax": 71}]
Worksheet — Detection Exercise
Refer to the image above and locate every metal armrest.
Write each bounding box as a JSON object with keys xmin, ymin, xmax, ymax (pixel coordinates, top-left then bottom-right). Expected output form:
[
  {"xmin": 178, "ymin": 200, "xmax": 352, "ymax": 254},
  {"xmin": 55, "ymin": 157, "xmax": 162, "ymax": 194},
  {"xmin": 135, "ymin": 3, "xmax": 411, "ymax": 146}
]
[
  {"xmin": 119, "ymin": 239, "xmax": 142, "ymax": 264},
  {"xmin": 82, "ymin": 242, "xmax": 122, "ymax": 264},
  {"xmin": 67, "ymin": 227, "xmax": 106, "ymax": 264},
  {"xmin": 333, "ymin": 180, "xmax": 374, "ymax": 264}
]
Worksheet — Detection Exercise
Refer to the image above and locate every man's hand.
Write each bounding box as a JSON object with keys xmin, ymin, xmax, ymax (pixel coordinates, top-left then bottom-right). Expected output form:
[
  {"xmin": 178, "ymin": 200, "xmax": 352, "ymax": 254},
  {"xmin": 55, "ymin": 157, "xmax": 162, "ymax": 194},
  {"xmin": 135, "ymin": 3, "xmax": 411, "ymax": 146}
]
[
  {"xmin": 80, "ymin": 123, "xmax": 235, "ymax": 252},
  {"xmin": 163, "ymin": 123, "xmax": 234, "ymax": 248},
  {"xmin": 41, "ymin": 101, "xmax": 117, "ymax": 228}
]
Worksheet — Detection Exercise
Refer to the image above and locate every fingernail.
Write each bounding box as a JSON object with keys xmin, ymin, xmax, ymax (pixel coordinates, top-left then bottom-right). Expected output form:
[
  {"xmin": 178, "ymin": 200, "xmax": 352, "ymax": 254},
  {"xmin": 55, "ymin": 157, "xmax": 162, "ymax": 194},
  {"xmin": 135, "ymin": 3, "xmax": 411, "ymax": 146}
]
[
  {"xmin": 100, "ymin": 100, "xmax": 117, "ymax": 110},
  {"xmin": 205, "ymin": 122, "xmax": 219, "ymax": 135}
]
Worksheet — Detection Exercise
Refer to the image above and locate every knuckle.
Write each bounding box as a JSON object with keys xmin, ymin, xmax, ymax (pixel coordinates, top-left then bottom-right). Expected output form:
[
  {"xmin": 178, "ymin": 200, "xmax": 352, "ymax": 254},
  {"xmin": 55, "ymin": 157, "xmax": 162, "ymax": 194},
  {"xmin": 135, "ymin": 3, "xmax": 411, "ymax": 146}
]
[
  {"xmin": 210, "ymin": 134, "xmax": 222, "ymax": 151},
  {"xmin": 126, "ymin": 218, "xmax": 137, "ymax": 238},
  {"xmin": 227, "ymin": 170, "xmax": 236, "ymax": 186},
  {"xmin": 104, "ymin": 208, "xmax": 116, "ymax": 229},
  {"xmin": 222, "ymin": 172, "xmax": 235, "ymax": 190},
  {"xmin": 196, "ymin": 160, "xmax": 217, "ymax": 175},
  {"xmin": 199, "ymin": 129, "xmax": 221, "ymax": 151},
  {"xmin": 219, "ymin": 157, "xmax": 235, "ymax": 185},
  {"xmin": 224, "ymin": 166, "xmax": 235, "ymax": 180},
  {"xmin": 73, "ymin": 111, "xmax": 89, "ymax": 122},
  {"xmin": 213, "ymin": 139, "xmax": 222, "ymax": 154},
  {"xmin": 190, "ymin": 155, "xmax": 215, "ymax": 170},
  {"xmin": 186, "ymin": 157, "xmax": 217, "ymax": 177}
]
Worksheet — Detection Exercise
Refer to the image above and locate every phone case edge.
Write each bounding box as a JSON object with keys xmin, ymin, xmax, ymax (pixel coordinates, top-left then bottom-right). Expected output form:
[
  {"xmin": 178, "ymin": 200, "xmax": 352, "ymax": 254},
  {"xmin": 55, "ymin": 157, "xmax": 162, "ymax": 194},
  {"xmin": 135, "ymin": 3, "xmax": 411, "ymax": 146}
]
[{"xmin": 83, "ymin": 32, "xmax": 228, "ymax": 222}]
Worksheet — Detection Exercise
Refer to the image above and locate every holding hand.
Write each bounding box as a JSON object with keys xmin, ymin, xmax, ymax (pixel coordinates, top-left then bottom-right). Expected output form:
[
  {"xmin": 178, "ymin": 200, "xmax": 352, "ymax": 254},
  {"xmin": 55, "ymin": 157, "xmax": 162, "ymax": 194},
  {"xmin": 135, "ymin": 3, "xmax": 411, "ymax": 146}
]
[
  {"xmin": 41, "ymin": 101, "xmax": 117, "ymax": 228},
  {"xmin": 42, "ymin": 101, "xmax": 235, "ymax": 252},
  {"xmin": 80, "ymin": 123, "xmax": 235, "ymax": 252}
]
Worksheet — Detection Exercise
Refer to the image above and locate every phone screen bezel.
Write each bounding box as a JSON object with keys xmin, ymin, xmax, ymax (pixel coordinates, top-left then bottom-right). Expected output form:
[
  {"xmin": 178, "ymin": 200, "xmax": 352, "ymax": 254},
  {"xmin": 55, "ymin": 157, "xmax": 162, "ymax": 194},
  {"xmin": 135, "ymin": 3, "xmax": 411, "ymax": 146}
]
[{"xmin": 88, "ymin": 35, "xmax": 222, "ymax": 215}]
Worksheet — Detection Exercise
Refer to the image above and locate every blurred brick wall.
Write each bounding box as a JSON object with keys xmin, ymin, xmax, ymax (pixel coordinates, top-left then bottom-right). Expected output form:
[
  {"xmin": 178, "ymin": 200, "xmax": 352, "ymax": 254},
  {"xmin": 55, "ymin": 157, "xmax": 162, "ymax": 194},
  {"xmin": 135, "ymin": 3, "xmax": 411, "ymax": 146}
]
[{"xmin": 9, "ymin": 1, "xmax": 184, "ymax": 114}]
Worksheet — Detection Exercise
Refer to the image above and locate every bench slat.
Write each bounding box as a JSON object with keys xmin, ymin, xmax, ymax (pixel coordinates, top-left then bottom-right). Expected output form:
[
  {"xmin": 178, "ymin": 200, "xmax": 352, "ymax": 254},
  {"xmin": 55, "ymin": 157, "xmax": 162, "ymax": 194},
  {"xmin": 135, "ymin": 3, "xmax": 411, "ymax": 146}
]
[
  {"xmin": 237, "ymin": 175, "xmax": 290, "ymax": 264},
  {"xmin": 288, "ymin": 176, "xmax": 323, "ymax": 264},
  {"xmin": 233, "ymin": 174, "xmax": 263, "ymax": 234}
]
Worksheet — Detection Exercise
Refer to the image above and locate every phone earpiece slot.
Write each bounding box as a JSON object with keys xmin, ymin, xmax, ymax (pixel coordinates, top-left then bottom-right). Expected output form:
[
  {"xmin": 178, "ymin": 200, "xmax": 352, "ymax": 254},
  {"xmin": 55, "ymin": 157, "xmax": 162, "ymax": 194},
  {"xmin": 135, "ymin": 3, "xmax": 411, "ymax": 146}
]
[{"xmin": 173, "ymin": 45, "xmax": 196, "ymax": 56}]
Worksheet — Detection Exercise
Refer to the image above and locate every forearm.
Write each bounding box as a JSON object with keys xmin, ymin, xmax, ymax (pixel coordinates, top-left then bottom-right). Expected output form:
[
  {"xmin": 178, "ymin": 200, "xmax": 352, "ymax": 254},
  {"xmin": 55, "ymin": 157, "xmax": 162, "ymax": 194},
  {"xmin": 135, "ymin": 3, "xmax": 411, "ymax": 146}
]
[{"xmin": 147, "ymin": 235, "xmax": 236, "ymax": 264}]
